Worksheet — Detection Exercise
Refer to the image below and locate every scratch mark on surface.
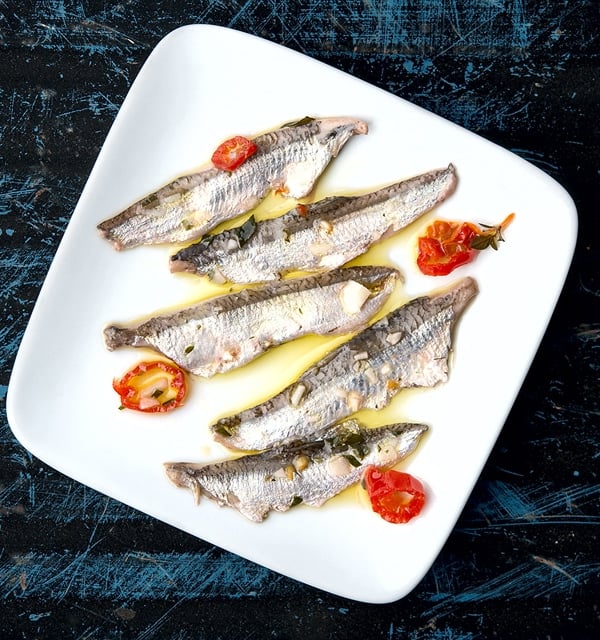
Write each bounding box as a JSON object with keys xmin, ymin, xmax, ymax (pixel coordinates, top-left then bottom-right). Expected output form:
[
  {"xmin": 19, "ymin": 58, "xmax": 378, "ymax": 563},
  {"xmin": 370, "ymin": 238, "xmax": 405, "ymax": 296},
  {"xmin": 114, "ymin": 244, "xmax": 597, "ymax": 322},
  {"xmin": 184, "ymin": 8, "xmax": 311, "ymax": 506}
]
[
  {"xmin": 1, "ymin": 551, "xmax": 294, "ymax": 601},
  {"xmin": 135, "ymin": 598, "xmax": 184, "ymax": 640},
  {"xmin": 0, "ymin": 469, "xmax": 139, "ymax": 522},
  {"xmin": 532, "ymin": 555, "xmax": 581, "ymax": 585},
  {"xmin": 85, "ymin": 497, "xmax": 110, "ymax": 548},
  {"xmin": 78, "ymin": 19, "xmax": 138, "ymax": 46},
  {"xmin": 125, "ymin": 552, "xmax": 177, "ymax": 587},
  {"xmin": 423, "ymin": 558, "xmax": 598, "ymax": 620},
  {"xmin": 458, "ymin": 480, "xmax": 600, "ymax": 532}
]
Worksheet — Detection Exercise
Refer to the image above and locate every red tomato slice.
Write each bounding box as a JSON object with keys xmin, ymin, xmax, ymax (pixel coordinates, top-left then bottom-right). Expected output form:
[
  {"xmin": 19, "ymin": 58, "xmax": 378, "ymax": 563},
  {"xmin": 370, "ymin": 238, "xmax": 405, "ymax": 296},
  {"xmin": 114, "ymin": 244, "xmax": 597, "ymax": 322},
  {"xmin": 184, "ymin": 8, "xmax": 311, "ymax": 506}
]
[
  {"xmin": 113, "ymin": 360, "xmax": 187, "ymax": 413},
  {"xmin": 211, "ymin": 135, "xmax": 258, "ymax": 171},
  {"xmin": 416, "ymin": 220, "xmax": 479, "ymax": 276},
  {"xmin": 363, "ymin": 466, "xmax": 426, "ymax": 524}
]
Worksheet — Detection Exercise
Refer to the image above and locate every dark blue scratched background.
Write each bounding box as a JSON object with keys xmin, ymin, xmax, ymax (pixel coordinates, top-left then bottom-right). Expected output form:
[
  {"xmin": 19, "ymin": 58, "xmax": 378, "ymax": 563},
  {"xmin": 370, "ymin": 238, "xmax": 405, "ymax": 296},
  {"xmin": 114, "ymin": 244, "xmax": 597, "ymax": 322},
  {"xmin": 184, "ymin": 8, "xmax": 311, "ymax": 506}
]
[{"xmin": 1, "ymin": 1, "xmax": 599, "ymax": 639}]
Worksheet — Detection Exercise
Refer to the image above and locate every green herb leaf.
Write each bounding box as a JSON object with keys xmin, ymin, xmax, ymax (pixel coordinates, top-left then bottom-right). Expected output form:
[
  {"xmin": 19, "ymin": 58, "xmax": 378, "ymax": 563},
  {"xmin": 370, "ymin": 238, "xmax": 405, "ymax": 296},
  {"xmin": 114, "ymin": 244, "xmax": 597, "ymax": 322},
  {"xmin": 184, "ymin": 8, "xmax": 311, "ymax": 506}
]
[
  {"xmin": 343, "ymin": 454, "xmax": 362, "ymax": 468},
  {"xmin": 282, "ymin": 116, "xmax": 315, "ymax": 128},
  {"xmin": 213, "ymin": 418, "xmax": 240, "ymax": 438},
  {"xmin": 141, "ymin": 193, "xmax": 159, "ymax": 208},
  {"xmin": 236, "ymin": 215, "xmax": 257, "ymax": 246},
  {"xmin": 470, "ymin": 234, "xmax": 493, "ymax": 250},
  {"xmin": 470, "ymin": 225, "xmax": 506, "ymax": 251}
]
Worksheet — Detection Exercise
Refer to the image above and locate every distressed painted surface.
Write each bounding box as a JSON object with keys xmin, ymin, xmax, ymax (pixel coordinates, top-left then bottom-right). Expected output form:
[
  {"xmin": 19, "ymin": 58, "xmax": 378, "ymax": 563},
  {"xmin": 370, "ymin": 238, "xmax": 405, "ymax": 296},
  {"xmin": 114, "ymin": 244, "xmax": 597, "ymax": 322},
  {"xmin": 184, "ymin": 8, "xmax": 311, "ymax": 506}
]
[{"xmin": 1, "ymin": 1, "xmax": 599, "ymax": 638}]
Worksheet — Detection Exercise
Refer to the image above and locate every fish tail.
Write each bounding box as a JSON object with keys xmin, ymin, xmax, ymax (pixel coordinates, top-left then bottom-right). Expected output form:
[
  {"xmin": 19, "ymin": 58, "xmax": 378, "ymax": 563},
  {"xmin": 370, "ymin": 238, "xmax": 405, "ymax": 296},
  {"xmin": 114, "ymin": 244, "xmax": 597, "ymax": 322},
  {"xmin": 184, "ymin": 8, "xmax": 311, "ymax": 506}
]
[
  {"xmin": 103, "ymin": 325, "xmax": 141, "ymax": 350},
  {"xmin": 96, "ymin": 222, "xmax": 124, "ymax": 250},
  {"xmin": 450, "ymin": 277, "xmax": 478, "ymax": 315},
  {"xmin": 96, "ymin": 202, "xmax": 143, "ymax": 250},
  {"xmin": 164, "ymin": 463, "xmax": 202, "ymax": 505}
]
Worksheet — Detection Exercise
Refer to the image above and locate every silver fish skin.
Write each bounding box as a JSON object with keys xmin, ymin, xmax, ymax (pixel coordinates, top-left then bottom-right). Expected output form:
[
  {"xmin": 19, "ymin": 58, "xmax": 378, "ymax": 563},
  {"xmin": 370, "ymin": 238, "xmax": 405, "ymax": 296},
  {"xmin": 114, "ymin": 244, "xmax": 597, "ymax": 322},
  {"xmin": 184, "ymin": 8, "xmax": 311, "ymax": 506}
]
[
  {"xmin": 97, "ymin": 117, "xmax": 368, "ymax": 250},
  {"xmin": 165, "ymin": 419, "xmax": 427, "ymax": 522},
  {"xmin": 103, "ymin": 266, "xmax": 399, "ymax": 377},
  {"xmin": 211, "ymin": 277, "xmax": 477, "ymax": 451},
  {"xmin": 171, "ymin": 164, "xmax": 458, "ymax": 283}
]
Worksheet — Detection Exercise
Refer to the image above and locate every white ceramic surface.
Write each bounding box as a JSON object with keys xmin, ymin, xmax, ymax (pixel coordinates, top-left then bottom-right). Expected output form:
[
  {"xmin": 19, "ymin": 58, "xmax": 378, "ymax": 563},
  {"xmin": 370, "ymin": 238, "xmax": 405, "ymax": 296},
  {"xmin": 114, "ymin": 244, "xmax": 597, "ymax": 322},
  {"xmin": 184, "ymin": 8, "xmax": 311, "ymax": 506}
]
[{"xmin": 7, "ymin": 24, "xmax": 577, "ymax": 603}]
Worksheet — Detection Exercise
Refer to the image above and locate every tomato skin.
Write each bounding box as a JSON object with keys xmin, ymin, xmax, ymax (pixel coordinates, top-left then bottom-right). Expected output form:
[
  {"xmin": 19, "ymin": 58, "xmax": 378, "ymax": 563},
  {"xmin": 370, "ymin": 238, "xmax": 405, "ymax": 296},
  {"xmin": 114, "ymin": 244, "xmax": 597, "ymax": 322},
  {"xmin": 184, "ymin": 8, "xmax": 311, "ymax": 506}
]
[
  {"xmin": 211, "ymin": 135, "xmax": 258, "ymax": 171},
  {"xmin": 113, "ymin": 360, "xmax": 187, "ymax": 413},
  {"xmin": 416, "ymin": 214, "xmax": 516, "ymax": 276},
  {"xmin": 417, "ymin": 220, "xmax": 479, "ymax": 276},
  {"xmin": 363, "ymin": 466, "xmax": 426, "ymax": 524}
]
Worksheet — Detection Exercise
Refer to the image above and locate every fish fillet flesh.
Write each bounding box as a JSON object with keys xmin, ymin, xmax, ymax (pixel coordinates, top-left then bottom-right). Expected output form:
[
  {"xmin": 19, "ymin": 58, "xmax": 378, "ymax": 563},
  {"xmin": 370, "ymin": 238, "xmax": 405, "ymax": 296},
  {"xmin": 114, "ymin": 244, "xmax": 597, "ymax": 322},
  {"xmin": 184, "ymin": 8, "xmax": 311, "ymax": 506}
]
[
  {"xmin": 103, "ymin": 266, "xmax": 399, "ymax": 377},
  {"xmin": 97, "ymin": 116, "xmax": 368, "ymax": 249},
  {"xmin": 211, "ymin": 277, "xmax": 477, "ymax": 451},
  {"xmin": 171, "ymin": 164, "xmax": 458, "ymax": 283},
  {"xmin": 165, "ymin": 419, "xmax": 427, "ymax": 522}
]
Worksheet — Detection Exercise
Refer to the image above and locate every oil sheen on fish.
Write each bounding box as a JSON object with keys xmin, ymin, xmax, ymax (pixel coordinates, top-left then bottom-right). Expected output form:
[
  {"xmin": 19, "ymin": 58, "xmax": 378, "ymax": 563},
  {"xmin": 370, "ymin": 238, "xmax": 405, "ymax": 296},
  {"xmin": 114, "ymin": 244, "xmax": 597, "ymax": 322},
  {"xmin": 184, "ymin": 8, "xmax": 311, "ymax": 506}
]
[
  {"xmin": 171, "ymin": 164, "xmax": 458, "ymax": 283},
  {"xmin": 103, "ymin": 266, "xmax": 399, "ymax": 377},
  {"xmin": 165, "ymin": 419, "xmax": 427, "ymax": 522},
  {"xmin": 97, "ymin": 117, "xmax": 368, "ymax": 250},
  {"xmin": 211, "ymin": 277, "xmax": 477, "ymax": 451}
]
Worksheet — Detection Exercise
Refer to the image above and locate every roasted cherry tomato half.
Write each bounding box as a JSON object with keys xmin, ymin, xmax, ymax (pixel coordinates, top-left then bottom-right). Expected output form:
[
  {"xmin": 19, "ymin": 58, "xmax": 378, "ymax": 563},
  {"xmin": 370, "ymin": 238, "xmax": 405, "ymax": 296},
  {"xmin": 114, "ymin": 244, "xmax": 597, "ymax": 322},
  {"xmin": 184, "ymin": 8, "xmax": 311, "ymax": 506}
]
[
  {"xmin": 362, "ymin": 466, "xmax": 426, "ymax": 524},
  {"xmin": 113, "ymin": 360, "xmax": 187, "ymax": 413},
  {"xmin": 417, "ymin": 213, "xmax": 515, "ymax": 277},
  {"xmin": 416, "ymin": 220, "xmax": 479, "ymax": 276},
  {"xmin": 211, "ymin": 135, "xmax": 258, "ymax": 171}
]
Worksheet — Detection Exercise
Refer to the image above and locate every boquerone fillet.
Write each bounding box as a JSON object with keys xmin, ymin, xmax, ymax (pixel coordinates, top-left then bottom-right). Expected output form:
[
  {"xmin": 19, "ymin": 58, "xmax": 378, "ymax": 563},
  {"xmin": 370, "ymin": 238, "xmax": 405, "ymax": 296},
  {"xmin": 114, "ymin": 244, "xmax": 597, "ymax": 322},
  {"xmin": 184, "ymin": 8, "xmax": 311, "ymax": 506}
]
[
  {"xmin": 211, "ymin": 277, "xmax": 478, "ymax": 451},
  {"xmin": 171, "ymin": 164, "xmax": 457, "ymax": 283},
  {"xmin": 103, "ymin": 266, "xmax": 399, "ymax": 377},
  {"xmin": 97, "ymin": 116, "xmax": 368, "ymax": 249},
  {"xmin": 165, "ymin": 419, "xmax": 427, "ymax": 522}
]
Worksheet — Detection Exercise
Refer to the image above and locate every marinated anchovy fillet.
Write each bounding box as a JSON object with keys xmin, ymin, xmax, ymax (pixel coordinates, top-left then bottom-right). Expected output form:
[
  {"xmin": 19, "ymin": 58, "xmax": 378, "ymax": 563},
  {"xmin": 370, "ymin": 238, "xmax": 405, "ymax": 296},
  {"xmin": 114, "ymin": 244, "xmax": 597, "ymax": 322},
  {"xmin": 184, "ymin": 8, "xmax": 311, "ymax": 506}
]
[
  {"xmin": 97, "ymin": 116, "xmax": 368, "ymax": 250},
  {"xmin": 165, "ymin": 419, "xmax": 427, "ymax": 522},
  {"xmin": 103, "ymin": 266, "xmax": 399, "ymax": 377},
  {"xmin": 171, "ymin": 165, "xmax": 458, "ymax": 283},
  {"xmin": 211, "ymin": 277, "xmax": 477, "ymax": 451}
]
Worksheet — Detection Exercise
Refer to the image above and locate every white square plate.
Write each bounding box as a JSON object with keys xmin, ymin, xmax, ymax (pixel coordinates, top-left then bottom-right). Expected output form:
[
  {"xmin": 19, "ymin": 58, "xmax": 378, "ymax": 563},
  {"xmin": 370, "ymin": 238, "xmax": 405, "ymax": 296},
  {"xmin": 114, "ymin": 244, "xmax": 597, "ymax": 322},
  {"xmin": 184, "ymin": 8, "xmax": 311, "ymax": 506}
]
[{"xmin": 7, "ymin": 25, "xmax": 577, "ymax": 603}]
